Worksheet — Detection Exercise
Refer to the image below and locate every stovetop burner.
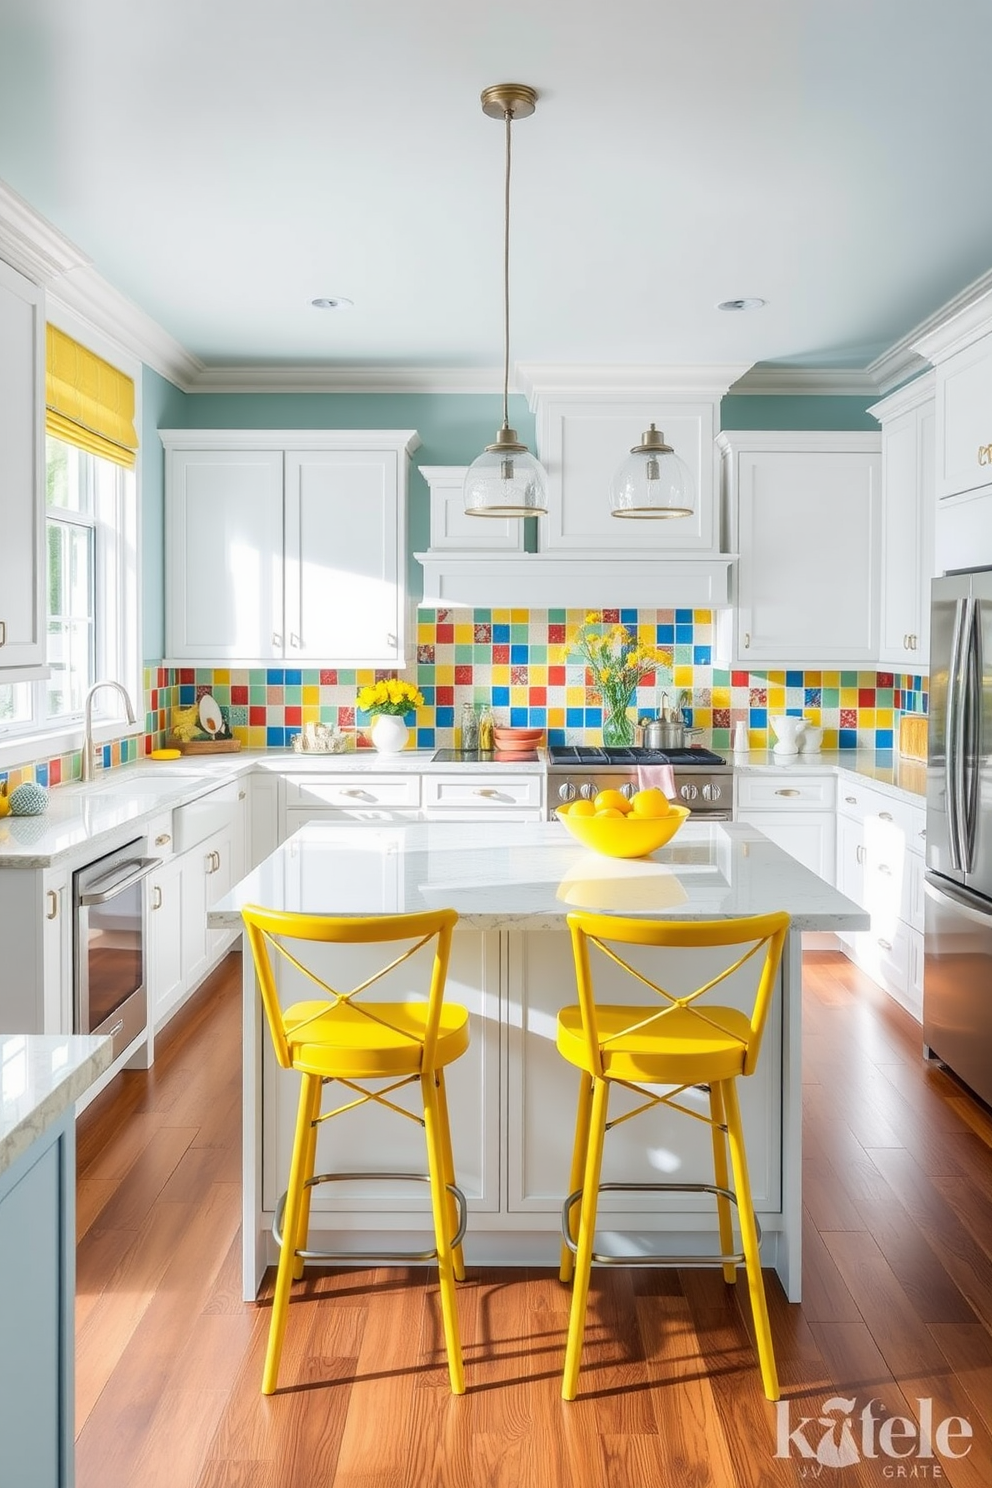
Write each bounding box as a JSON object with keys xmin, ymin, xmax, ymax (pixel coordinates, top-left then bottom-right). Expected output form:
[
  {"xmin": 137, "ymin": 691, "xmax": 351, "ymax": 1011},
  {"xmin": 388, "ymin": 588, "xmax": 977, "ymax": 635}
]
[{"xmin": 547, "ymin": 746, "xmax": 727, "ymax": 766}]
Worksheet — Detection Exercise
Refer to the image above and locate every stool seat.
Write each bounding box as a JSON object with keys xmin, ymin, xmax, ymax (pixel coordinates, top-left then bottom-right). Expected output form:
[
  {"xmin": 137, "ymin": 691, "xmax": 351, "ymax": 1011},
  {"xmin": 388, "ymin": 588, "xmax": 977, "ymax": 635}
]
[
  {"xmin": 557, "ymin": 1003, "xmax": 752, "ymax": 1085},
  {"xmin": 285, "ymin": 999, "xmax": 471, "ymax": 1078}
]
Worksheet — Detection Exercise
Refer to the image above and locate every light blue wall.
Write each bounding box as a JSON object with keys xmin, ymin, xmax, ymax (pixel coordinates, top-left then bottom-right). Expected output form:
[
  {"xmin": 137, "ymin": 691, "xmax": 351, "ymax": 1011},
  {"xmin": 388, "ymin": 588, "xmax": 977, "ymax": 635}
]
[{"xmin": 138, "ymin": 383, "xmax": 875, "ymax": 662}]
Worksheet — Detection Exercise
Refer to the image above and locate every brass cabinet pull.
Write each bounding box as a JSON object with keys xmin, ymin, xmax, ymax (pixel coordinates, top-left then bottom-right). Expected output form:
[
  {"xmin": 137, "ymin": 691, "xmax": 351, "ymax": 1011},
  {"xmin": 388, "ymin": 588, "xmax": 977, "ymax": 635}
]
[
  {"xmin": 774, "ymin": 788, "xmax": 801, "ymax": 797},
  {"xmin": 978, "ymin": 443, "xmax": 992, "ymax": 466},
  {"xmin": 743, "ymin": 632, "xmax": 751, "ymax": 648},
  {"xmin": 155, "ymin": 832, "xmax": 171, "ymax": 847},
  {"xmin": 879, "ymin": 811, "xmax": 894, "ymax": 822},
  {"xmin": 238, "ymin": 790, "xmax": 246, "ymax": 800},
  {"xmin": 0, "ymin": 619, "xmax": 5, "ymax": 647},
  {"xmin": 151, "ymin": 885, "xmax": 163, "ymax": 910},
  {"xmin": 856, "ymin": 844, "xmax": 865, "ymax": 865},
  {"xmin": 46, "ymin": 888, "xmax": 58, "ymax": 920},
  {"xmin": 472, "ymin": 788, "xmax": 499, "ymax": 798},
  {"xmin": 845, "ymin": 795, "xmax": 858, "ymax": 804}
]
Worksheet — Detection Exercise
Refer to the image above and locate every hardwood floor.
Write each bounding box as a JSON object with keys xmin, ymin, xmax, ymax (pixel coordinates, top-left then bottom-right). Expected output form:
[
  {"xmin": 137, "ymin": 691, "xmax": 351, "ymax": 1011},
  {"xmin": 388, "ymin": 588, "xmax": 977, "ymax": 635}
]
[{"xmin": 75, "ymin": 950, "xmax": 992, "ymax": 1487}]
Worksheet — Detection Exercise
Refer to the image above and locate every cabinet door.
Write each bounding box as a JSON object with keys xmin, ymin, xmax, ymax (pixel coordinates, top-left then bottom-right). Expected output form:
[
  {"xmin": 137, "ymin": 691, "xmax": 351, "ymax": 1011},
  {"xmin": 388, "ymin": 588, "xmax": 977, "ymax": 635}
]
[
  {"xmin": 735, "ymin": 448, "xmax": 881, "ymax": 665},
  {"xmin": 536, "ymin": 397, "xmax": 716, "ymax": 553},
  {"xmin": 148, "ymin": 856, "xmax": 185, "ymax": 1026},
  {"xmin": 180, "ymin": 828, "xmax": 235, "ymax": 988},
  {"xmin": 42, "ymin": 873, "xmax": 70, "ymax": 1034},
  {"xmin": 0, "ymin": 259, "xmax": 44, "ymax": 672},
  {"xmin": 165, "ymin": 448, "xmax": 284, "ymax": 661},
  {"xmin": 284, "ymin": 450, "xmax": 404, "ymax": 667},
  {"xmin": 935, "ymin": 331, "xmax": 992, "ymax": 501},
  {"xmin": 737, "ymin": 810, "xmax": 836, "ymax": 885},
  {"xmin": 835, "ymin": 812, "xmax": 866, "ymax": 948},
  {"xmin": 878, "ymin": 403, "xmax": 935, "ymax": 668}
]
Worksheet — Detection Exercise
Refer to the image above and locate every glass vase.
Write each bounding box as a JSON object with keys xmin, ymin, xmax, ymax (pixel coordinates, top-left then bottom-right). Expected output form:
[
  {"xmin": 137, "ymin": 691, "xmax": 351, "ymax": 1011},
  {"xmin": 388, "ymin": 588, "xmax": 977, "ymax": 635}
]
[{"xmin": 600, "ymin": 686, "xmax": 634, "ymax": 747}]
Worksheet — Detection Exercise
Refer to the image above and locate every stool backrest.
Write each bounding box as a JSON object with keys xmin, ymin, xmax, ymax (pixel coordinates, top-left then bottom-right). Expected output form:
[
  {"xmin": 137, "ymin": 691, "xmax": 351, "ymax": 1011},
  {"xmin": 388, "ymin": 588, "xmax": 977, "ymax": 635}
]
[
  {"xmin": 241, "ymin": 906, "xmax": 458, "ymax": 1069},
  {"xmin": 566, "ymin": 910, "xmax": 790, "ymax": 1077}
]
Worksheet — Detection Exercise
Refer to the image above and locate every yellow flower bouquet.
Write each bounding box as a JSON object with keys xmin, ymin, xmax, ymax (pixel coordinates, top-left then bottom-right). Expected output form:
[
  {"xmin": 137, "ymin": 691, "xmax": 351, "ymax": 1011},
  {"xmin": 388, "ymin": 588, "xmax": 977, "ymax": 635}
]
[
  {"xmin": 356, "ymin": 678, "xmax": 425, "ymax": 717},
  {"xmin": 569, "ymin": 612, "xmax": 671, "ymax": 746}
]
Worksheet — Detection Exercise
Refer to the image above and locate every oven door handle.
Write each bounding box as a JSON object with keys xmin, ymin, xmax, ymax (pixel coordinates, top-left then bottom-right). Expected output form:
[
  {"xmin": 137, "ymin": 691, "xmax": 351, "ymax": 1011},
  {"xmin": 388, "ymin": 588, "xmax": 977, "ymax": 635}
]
[{"xmin": 79, "ymin": 857, "xmax": 161, "ymax": 905}]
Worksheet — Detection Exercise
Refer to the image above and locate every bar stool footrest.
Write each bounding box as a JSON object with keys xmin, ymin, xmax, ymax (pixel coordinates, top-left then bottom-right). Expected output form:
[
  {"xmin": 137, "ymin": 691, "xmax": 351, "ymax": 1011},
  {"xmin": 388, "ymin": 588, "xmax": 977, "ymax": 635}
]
[
  {"xmin": 274, "ymin": 1171, "xmax": 467, "ymax": 1264},
  {"xmin": 561, "ymin": 1181, "xmax": 759, "ymax": 1268}
]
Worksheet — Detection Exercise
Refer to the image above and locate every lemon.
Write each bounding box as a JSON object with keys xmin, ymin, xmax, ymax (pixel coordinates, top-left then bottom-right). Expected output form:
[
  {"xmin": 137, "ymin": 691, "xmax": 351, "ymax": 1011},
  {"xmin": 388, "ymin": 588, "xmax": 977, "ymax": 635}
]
[
  {"xmin": 556, "ymin": 802, "xmax": 571, "ymax": 816},
  {"xmin": 569, "ymin": 799, "xmax": 597, "ymax": 817},
  {"xmin": 630, "ymin": 788, "xmax": 672, "ymax": 818},
  {"xmin": 593, "ymin": 788, "xmax": 632, "ymax": 815},
  {"xmin": 594, "ymin": 806, "xmax": 625, "ymax": 818}
]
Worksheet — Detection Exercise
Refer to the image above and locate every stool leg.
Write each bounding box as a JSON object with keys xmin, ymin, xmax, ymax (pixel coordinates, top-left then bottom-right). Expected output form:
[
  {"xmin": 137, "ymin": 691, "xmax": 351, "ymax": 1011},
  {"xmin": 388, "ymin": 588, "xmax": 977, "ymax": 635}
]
[
  {"xmin": 721, "ymin": 1078, "xmax": 779, "ymax": 1402},
  {"xmin": 422, "ymin": 1069, "xmax": 466, "ymax": 1394},
  {"xmin": 562, "ymin": 1075, "xmax": 610, "ymax": 1401},
  {"xmin": 263, "ymin": 1072, "xmax": 320, "ymax": 1394},
  {"xmin": 559, "ymin": 1072, "xmax": 594, "ymax": 1284},
  {"xmin": 432, "ymin": 1068, "xmax": 465, "ymax": 1282},
  {"xmin": 292, "ymin": 1074, "xmax": 324, "ymax": 1281},
  {"xmin": 707, "ymin": 1082, "xmax": 738, "ymax": 1284}
]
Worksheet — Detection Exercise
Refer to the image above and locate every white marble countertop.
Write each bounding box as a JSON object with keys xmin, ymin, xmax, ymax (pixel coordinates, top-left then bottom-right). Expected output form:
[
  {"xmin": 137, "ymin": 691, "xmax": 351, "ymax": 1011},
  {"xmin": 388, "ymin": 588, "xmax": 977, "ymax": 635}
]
[
  {"xmin": 0, "ymin": 1033, "xmax": 112, "ymax": 1178},
  {"xmin": 209, "ymin": 818, "xmax": 870, "ymax": 933},
  {"xmin": 0, "ymin": 744, "xmax": 925, "ymax": 869}
]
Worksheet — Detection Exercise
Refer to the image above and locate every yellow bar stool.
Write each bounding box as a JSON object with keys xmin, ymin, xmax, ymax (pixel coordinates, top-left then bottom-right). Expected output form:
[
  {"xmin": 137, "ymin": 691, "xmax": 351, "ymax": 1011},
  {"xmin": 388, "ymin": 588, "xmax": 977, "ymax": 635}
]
[
  {"xmin": 557, "ymin": 909, "xmax": 790, "ymax": 1402},
  {"xmin": 241, "ymin": 905, "xmax": 469, "ymax": 1396}
]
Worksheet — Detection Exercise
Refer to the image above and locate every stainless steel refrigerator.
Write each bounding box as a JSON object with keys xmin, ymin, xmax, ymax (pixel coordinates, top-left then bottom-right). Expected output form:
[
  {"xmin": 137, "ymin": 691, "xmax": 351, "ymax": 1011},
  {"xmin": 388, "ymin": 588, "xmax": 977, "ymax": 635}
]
[{"xmin": 924, "ymin": 567, "xmax": 992, "ymax": 1106}]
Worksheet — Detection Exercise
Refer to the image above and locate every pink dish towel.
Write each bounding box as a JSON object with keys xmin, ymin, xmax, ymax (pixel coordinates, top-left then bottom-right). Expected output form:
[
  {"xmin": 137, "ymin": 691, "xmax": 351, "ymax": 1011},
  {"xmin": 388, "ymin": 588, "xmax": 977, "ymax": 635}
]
[{"xmin": 636, "ymin": 764, "xmax": 676, "ymax": 798}]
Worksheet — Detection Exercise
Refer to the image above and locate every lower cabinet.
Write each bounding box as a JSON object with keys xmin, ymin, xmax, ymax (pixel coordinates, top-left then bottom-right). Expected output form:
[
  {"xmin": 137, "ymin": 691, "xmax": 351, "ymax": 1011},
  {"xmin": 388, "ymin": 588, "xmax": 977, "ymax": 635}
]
[
  {"xmin": 736, "ymin": 773, "xmax": 837, "ymax": 884},
  {"xmin": 0, "ymin": 1108, "xmax": 75, "ymax": 1488},
  {"xmin": 422, "ymin": 772, "xmax": 544, "ymax": 821},
  {"xmin": 280, "ymin": 771, "xmax": 421, "ymax": 838},
  {"xmin": 834, "ymin": 779, "xmax": 926, "ymax": 1020}
]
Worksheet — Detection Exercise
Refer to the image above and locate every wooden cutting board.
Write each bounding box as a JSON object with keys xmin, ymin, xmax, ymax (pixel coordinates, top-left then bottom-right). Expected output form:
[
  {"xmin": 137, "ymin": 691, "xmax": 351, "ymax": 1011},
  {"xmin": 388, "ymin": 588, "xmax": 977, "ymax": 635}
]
[
  {"xmin": 169, "ymin": 738, "xmax": 242, "ymax": 754},
  {"xmin": 898, "ymin": 715, "xmax": 928, "ymax": 761}
]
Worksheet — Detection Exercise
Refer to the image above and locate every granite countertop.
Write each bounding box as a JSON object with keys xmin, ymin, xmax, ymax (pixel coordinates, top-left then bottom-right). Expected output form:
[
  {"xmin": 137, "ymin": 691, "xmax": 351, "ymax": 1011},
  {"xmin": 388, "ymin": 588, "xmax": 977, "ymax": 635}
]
[
  {"xmin": 0, "ymin": 1033, "xmax": 112, "ymax": 1178},
  {"xmin": 209, "ymin": 818, "xmax": 869, "ymax": 933}
]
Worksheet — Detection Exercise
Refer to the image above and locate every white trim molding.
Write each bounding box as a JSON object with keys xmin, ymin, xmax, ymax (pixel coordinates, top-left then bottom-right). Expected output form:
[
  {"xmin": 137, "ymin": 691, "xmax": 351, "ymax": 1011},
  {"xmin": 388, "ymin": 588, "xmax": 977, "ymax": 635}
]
[
  {"xmin": 416, "ymin": 553, "xmax": 735, "ymax": 610},
  {"xmin": 910, "ymin": 266, "xmax": 992, "ymax": 365},
  {"xmin": 728, "ymin": 366, "xmax": 881, "ymax": 397},
  {"xmin": 159, "ymin": 428, "xmax": 422, "ymax": 454},
  {"xmin": 516, "ymin": 363, "xmax": 751, "ymax": 408},
  {"xmin": 866, "ymin": 367, "xmax": 935, "ymax": 424},
  {"xmin": 0, "ymin": 181, "xmax": 90, "ymax": 284},
  {"xmin": 186, "ymin": 365, "xmax": 506, "ymax": 395}
]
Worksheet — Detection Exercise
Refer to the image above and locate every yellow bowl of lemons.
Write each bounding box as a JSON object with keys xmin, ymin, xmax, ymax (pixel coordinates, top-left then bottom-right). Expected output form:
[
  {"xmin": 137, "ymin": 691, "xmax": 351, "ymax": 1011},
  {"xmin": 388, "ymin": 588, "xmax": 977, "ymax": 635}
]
[{"xmin": 555, "ymin": 788, "xmax": 690, "ymax": 859}]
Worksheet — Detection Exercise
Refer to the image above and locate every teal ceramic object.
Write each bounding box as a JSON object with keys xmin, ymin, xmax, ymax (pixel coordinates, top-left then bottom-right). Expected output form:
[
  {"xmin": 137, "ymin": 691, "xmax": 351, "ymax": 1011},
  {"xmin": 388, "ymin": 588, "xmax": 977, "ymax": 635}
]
[{"xmin": 8, "ymin": 782, "xmax": 49, "ymax": 815}]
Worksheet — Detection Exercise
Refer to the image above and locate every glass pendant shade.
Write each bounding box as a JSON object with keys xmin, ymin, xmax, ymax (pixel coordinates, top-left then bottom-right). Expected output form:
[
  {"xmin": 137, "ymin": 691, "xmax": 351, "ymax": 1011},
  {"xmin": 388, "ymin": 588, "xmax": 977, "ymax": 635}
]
[
  {"xmin": 610, "ymin": 424, "xmax": 695, "ymax": 518},
  {"xmin": 464, "ymin": 431, "xmax": 548, "ymax": 516}
]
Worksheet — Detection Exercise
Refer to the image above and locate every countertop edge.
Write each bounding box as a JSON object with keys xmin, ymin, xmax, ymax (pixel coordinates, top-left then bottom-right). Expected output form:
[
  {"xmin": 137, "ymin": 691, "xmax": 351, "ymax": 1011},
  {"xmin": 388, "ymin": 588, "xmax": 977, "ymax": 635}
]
[{"xmin": 0, "ymin": 1034, "xmax": 113, "ymax": 1179}]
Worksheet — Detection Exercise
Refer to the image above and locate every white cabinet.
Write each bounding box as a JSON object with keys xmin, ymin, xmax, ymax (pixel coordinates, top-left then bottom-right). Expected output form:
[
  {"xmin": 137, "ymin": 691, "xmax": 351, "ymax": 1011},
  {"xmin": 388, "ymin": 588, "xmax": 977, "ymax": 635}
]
[
  {"xmin": 162, "ymin": 430, "xmax": 420, "ymax": 668},
  {"xmin": 281, "ymin": 772, "xmax": 421, "ymax": 840},
  {"xmin": 0, "ymin": 867, "xmax": 70, "ymax": 1035},
  {"xmin": 0, "ymin": 258, "xmax": 45, "ymax": 676},
  {"xmin": 834, "ymin": 779, "xmax": 926, "ymax": 1020},
  {"xmin": 736, "ymin": 773, "xmax": 836, "ymax": 885},
  {"xmin": 419, "ymin": 466, "xmax": 524, "ymax": 553},
  {"xmin": 717, "ymin": 432, "xmax": 882, "ymax": 667},
  {"xmin": 869, "ymin": 375, "xmax": 936, "ymax": 668},
  {"xmin": 148, "ymin": 854, "xmax": 184, "ymax": 1025},
  {"xmin": 422, "ymin": 772, "xmax": 544, "ymax": 821}
]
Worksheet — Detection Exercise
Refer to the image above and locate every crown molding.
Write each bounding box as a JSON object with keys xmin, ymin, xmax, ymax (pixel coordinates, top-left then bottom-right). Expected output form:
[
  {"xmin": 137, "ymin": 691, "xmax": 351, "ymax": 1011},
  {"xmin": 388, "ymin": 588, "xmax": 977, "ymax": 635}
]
[
  {"xmin": 866, "ymin": 366, "xmax": 935, "ymax": 423},
  {"xmin": 516, "ymin": 363, "xmax": 751, "ymax": 408},
  {"xmin": 909, "ymin": 265, "xmax": 992, "ymax": 365},
  {"xmin": 159, "ymin": 428, "xmax": 422, "ymax": 454},
  {"xmin": 184, "ymin": 364, "xmax": 506, "ymax": 395},
  {"xmin": 49, "ymin": 267, "xmax": 201, "ymax": 389},
  {"xmin": 864, "ymin": 341, "xmax": 930, "ymax": 394},
  {"xmin": 727, "ymin": 365, "xmax": 880, "ymax": 397},
  {"xmin": 0, "ymin": 180, "xmax": 90, "ymax": 283}
]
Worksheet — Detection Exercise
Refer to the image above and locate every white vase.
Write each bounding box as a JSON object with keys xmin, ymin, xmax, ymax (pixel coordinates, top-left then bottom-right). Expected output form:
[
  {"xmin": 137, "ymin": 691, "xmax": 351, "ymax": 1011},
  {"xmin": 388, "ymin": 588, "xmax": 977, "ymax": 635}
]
[{"xmin": 370, "ymin": 714, "xmax": 409, "ymax": 754}]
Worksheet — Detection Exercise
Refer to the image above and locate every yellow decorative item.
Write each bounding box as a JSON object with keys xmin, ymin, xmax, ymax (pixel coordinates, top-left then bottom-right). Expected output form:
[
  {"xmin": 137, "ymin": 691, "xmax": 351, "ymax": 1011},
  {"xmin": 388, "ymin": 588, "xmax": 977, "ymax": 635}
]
[
  {"xmin": 555, "ymin": 803, "xmax": 689, "ymax": 858},
  {"xmin": 45, "ymin": 325, "xmax": 138, "ymax": 469},
  {"xmin": 568, "ymin": 612, "xmax": 672, "ymax": 748},
  {"xmin": 356, "ymin": 678, "xmax": 425, "ymax": 717},
  {"xmin": 0, "ymin": 783, "xmax": 9, "ymax": 819},
  {"xmin": 557, "ymin": 909, "xmax": 790, "ymax": 1403},
  {"xmin": 170, "ymin": 704, "xmax": 201, "ymax": 743},
  {"xmin": 149, "ymin": 748, "xmax": 182, "ymax": 760},
  {"xmin": 241, "ymin": 905, "xmax": 469, "ymax": 1397}
]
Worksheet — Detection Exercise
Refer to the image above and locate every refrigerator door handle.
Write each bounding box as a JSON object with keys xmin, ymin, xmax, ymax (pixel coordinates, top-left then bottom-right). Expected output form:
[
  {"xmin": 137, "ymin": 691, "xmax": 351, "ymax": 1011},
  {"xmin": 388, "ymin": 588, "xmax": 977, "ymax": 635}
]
[
  {"xmin": 946, "ymin": 597, "xmax": 970, "ymax": 873},
  {"xmin": 924, "ymin": 874, "xmax": 992, "ymax": 927},
  {"xmin": 962, "ymin": 595, "xmax": 982, "ymax": 872}
]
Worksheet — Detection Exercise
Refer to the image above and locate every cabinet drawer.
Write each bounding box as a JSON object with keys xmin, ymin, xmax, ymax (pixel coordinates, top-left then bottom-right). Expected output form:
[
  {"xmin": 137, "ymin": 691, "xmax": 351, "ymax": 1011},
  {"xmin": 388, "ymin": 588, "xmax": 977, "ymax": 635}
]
[
  {"xmin": 736, "ymin": 774, "xmax": 836, "ymax": 811},
  {"xmin": 423, "ymin": 774, "xmax": 543, "ymax": 813},
  {"xmin": 145, "ymin": 810, "xmax": 176, "ymax": 860},
  {"xmin": 284, "ymin": 774, "xmax": 421, "ymax": 810},
  {"xmin": 174, "ymin": 781, "xmax": 243, "ymax": 853},
  {"xmin": 838, "ymin": 778, "xmax": 926, "ymax": 843}
]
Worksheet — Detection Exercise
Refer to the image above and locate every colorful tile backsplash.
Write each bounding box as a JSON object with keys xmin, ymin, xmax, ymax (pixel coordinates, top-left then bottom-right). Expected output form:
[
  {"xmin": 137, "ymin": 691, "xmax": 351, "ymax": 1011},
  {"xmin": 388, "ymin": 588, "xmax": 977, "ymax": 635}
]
[{"xmin": 0, "ymin": 609, "xmax": 929, "ymax": 791}]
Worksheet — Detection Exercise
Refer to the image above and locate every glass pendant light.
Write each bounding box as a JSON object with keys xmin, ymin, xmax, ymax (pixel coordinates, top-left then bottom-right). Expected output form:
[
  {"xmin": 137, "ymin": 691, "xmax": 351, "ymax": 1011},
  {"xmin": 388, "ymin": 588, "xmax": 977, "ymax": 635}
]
[
  {"xmin": 610, "ymin": 424, "xmax": 695, "ymax": 518},
  {"xmin": 464, "ymin": 84, "xmax": 548, "ymax": 517}
]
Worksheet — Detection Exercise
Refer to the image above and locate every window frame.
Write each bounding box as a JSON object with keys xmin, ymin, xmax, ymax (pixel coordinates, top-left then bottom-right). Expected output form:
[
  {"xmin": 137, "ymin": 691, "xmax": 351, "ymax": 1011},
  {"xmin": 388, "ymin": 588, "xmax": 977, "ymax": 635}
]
[{"xmin": 0, "ymin": 308, "xmax": 142, "ymax": 770}]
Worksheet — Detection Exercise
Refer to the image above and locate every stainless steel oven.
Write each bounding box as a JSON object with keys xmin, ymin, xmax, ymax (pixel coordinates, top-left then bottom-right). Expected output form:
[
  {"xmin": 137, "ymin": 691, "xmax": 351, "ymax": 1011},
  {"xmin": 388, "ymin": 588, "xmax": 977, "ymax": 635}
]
[
  {"xmin": 73, "ymin": 839, "xmax": 159, "ymax": 1063},
  {"xmin": 545, "ymin": 745, "xmax": 734, "ymax": 820}
]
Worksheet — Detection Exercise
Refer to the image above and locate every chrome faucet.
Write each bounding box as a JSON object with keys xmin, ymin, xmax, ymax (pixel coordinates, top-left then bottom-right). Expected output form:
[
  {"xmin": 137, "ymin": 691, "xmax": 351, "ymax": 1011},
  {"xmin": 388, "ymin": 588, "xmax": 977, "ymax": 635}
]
[{"xmin": 82, "ymin": 681, "xmax": 137, "ymax": 782}]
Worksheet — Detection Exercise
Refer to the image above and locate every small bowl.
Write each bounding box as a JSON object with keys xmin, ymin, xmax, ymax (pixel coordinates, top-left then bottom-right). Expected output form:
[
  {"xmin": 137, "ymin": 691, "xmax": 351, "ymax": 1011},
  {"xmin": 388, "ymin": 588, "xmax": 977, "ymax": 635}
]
[
  {"xmin": 493, "ymin": 727, "xmax": 543, "ymax": 743},
  {"xmin": 555, "ymin": 804, "xmax": 691, "ymax": 859}
]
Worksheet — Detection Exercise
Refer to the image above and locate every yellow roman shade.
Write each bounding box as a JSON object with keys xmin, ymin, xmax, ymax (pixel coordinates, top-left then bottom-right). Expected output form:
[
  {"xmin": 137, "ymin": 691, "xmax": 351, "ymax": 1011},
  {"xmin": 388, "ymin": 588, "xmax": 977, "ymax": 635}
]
[{"xmin": 45, "ymin": 325, "xmax": 139, "ymax": 469}]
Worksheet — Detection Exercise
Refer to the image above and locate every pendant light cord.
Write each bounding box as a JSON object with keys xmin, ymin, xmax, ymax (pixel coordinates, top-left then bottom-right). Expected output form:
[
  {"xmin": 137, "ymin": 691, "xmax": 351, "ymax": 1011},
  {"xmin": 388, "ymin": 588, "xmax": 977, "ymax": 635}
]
[{"xmin": 502, "ymin": 107, "xmax": 512, "ymax": 433}]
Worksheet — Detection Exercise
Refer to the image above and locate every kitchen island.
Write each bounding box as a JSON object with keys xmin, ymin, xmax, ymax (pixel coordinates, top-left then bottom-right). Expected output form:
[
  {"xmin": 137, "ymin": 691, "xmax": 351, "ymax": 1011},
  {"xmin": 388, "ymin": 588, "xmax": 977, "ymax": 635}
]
[{"xmin": 209, "ymin": 818, "xmax": 867, "ymax": 1304}]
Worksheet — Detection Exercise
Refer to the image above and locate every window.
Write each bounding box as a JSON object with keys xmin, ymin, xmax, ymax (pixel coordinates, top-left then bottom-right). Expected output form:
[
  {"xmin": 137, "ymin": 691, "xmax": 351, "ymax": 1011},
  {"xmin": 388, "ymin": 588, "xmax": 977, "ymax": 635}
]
[{"xmin": 0, "ymin": 324, "xmax": 139, "ymax": 764}]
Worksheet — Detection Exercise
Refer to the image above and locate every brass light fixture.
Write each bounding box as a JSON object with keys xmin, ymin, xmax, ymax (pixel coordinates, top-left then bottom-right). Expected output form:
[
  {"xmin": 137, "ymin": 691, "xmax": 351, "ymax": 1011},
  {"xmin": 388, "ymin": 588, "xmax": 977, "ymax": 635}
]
[
  {"xmin": 464, "ymin": 84, "xmax": 548, "ymax": 517},
  {"xmin": 610, "ymin": 423, "xmax": 695, "ymax": 519}
]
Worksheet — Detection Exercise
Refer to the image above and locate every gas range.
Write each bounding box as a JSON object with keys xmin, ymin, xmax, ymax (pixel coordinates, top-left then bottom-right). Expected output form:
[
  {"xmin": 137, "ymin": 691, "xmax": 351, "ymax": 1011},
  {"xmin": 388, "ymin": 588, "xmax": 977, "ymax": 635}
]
[{"xmin": 546, "ymin": 745, "xmax": 733, "ymax": 818}]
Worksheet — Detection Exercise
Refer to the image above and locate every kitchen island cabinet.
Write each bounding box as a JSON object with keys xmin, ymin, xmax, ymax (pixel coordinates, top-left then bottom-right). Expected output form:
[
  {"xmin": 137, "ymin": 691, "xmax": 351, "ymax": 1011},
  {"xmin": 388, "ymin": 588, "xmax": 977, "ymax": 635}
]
[{"xmin": 209, "ymin": 818, "xmax": 866, "ymax": 1305}]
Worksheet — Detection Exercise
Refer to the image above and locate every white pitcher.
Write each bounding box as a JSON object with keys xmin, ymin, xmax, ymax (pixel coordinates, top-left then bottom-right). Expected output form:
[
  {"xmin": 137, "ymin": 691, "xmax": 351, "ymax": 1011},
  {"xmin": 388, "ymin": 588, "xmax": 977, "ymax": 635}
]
[{"xmin": 770, "ymin": 714, "xmax": 806, "ymax": 756}]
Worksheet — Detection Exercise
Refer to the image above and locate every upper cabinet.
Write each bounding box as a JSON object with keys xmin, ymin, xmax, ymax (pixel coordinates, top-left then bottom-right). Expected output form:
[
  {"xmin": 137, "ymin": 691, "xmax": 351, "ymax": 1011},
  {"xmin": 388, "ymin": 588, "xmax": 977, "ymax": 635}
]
[
  {"xmin": 417, "ymin": 369, "xmax": 745, "ymax": 609},
  {"xmin": 716, "ymin": 431, "xmax": 882, "ymax": 667},
  {"xmin": 162, "ymin": 430, "xmax": 420, "ymax": 669},
  {"xmin": 914, "ymin": 301, "xmax": 992, "ymax": 573},
  {"xmin": 0, "ymin": 258, "xmax": 45, "ymax": 677},
  {"xmin": 868, "ymin": 373, "xmax": 936, "ymax": 669}
]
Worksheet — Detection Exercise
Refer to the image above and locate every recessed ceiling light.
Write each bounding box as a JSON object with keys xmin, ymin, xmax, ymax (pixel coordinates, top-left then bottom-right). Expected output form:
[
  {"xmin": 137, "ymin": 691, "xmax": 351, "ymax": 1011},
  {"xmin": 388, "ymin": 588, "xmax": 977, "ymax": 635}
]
[
  {"xmin": 717, "ymin": 297, "xmax": 766, "ymax": 312},
  {"xmin": 311, "ymin": 296, "xmax": 354, "ymax": 310}
]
